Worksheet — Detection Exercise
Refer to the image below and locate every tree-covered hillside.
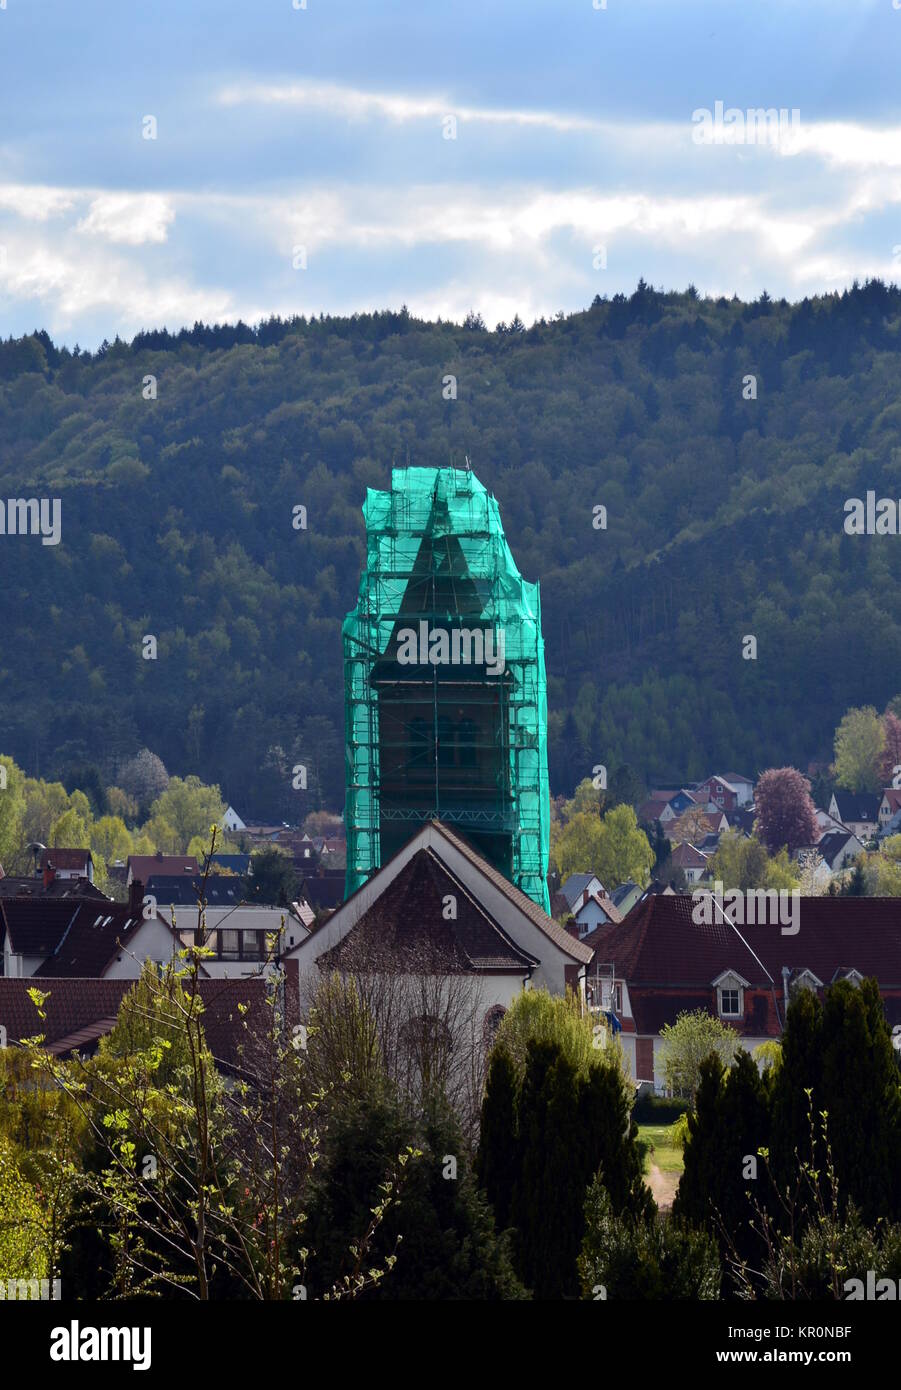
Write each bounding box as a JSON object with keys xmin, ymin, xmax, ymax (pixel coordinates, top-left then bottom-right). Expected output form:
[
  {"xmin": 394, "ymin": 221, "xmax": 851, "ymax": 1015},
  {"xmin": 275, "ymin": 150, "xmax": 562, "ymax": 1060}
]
[{"xmin": 2, "ymin": 280, "xmax": 901, "ymax": 818}]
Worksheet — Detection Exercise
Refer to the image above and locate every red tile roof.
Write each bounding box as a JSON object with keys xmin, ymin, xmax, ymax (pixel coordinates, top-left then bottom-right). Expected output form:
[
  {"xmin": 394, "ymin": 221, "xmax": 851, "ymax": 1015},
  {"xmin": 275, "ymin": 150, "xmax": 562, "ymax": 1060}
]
[
  {"xmin": 0, "ymin": 977, "xmax": 272, "ymax": 1070},
  {"xmin": 319, "ymin": 847, "xmax": 539, "ymax": 972},
  {"xmin": 40, "ymin": 848, "xmax": 93, "ymax": 871},
  {"xmin": 128, "ymin": 854, "xmax": 199, "ymax": 881},
  {"xmin": 590, "ymin": 893, "xmax": 901, "ymax": 988}
]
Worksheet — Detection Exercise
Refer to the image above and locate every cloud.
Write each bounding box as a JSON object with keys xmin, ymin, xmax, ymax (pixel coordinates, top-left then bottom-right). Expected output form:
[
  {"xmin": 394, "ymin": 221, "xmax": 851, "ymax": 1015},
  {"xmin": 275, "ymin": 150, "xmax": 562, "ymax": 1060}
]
[
  {"xmin": 0, "ymin": 184, "xmax": 76, "ymax": 221},
  {"xmin": 76, "ymin": 193, "xmax": 175, "ymax": 245},
  {"xmin": 0, "ymin": 231, "xmax": 233, "ymax": 333},
  {"xmin": 216, "ymin": 78, "xmax": 603, "ymax": 133}
]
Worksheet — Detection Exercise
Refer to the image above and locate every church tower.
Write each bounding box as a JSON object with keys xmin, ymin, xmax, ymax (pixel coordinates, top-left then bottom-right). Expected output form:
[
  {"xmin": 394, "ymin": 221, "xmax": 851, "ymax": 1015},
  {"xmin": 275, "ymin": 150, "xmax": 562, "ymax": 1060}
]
[{"xmin": 343, "ymin": 465, "xmax": 550, "ymax": 910}]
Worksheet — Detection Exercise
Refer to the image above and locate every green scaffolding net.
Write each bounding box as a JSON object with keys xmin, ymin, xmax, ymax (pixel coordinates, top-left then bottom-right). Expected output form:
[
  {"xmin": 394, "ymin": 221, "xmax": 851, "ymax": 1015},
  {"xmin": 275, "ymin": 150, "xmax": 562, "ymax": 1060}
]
[{"xmin": 344, "ymin": 465, "xmax": 551, "ymax": 911}]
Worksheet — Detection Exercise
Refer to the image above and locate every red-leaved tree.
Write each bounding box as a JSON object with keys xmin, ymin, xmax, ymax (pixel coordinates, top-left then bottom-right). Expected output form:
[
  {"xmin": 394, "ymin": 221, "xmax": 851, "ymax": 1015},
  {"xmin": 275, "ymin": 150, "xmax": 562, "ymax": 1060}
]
[{"xmin": 754, "ymin": 767, "xmax": 818, "ymax": 854}]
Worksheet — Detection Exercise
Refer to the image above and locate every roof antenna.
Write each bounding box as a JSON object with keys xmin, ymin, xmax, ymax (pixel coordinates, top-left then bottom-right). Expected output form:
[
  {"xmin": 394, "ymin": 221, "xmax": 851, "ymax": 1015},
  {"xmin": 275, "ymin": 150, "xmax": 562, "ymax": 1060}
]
[{"xmin": 464, "ymin": 453, "xmax": 472, "ymax": 472}]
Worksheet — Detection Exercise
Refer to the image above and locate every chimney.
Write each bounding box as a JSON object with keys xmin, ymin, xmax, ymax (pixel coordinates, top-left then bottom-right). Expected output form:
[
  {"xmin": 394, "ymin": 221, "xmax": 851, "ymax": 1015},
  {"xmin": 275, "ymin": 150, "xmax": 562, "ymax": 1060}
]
[
  {"xmin": 43, "ymin": 860, "xmax": 55, "ymax": 891},
  {"xmin": 129, "ymin": 878, "xmax": 146, "ymax": 916}
]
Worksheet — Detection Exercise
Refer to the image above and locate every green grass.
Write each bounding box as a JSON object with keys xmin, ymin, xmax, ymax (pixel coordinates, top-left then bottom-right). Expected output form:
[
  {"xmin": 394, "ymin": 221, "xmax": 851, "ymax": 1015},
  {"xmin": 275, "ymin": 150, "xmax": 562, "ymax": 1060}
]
[{"xmin": 637, "ymin": 1123, "xmax": 685, "ymax": 1175}]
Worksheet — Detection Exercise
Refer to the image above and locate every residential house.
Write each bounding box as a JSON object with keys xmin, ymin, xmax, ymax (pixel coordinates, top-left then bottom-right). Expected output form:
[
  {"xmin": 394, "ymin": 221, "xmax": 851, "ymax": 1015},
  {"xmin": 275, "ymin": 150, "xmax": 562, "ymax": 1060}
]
[
  {"xmin": 638, "ymin": 789, "xmax": 699, "ymax": 827},
  {"xmin": 40, "ymin": 848, "xmax": 94, "ymax": 884},
  {"xmin": 695, "ymin": 776, "xmax": 740, "ymax": 815},
  {"xmin": 583, "ymin": 893, "xmax": 901, "ymax": 1093},
  {"xmin": 815, "ymin": 806, "xmax": 846, "ymax": 836},
  {"xmin": 879, "ymin": 789, "xmax": 901, "ymax": 830},
  {"xmin": 698, "ymin": 774, "xmax": 757, "ymax": 815},
  {"xmin": 127, "ymin": 853, "xmax": 199, "ymax": 887},
  {"xmin": 222, "ymin": 806, "xmax": 246, "ymax": 832},
  {"xmin": 144, "ymin": 873, "xmax": 246, "ymax": 909},
  {"xmin": 554, "ymin": 874, "xmax": 621, "ymax": 938},
  {"xmin": 610, "ymin": 880, "xmax": 643, "ymax": 916},
  {"xmin": 1, "ymin": 885, "xmax": 182, "ymax": 979},
  {"xmin": 157, "ymin": 903, "xmax": 311, "ymax": 977},
  {"xmin": 798, "ymin": 829, "xmax": 864, "ymax": 881},
  {"xmin": 203, "ymin": 853, "xmax": 252, "ymax": 876},
  {"xmin": 827, "ymin": 792, "xmax": 881, "ymax": 841},
  {"xmin": 669, "ymin": 841, "xmax": 709, "ymax": 885}
]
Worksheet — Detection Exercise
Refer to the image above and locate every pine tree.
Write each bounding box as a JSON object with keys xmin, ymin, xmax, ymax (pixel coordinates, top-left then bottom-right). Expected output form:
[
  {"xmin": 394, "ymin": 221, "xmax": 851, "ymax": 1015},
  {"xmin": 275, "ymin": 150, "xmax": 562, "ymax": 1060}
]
[
  {"xmin": 475, "ymin": 1045, "xmax": 519, "ymax": 1231},
  {"xmin": 770, "ymin": 987, "xmax": 824, "ymax": 1206},
  {"xmin": 674, "ymin": 1050, "xmax": 769, "ymax": 1281},
  {"xmin": 819, "ymin": 979, "xmax": 901, "ymax": 1224},
  {"xmin": 578, "ymin": 1058, "xmax": 653, "ymax": 1221}
]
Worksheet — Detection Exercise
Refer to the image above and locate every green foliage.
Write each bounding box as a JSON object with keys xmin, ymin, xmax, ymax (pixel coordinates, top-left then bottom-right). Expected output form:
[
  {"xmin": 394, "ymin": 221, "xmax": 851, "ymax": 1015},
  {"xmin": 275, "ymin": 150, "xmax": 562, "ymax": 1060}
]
[
  {"xmin": 658, "ymin": 1009, "xmax": 742, "ymax": 1101},
  {"xmin": 7, "ymin": 285, "xmax": 901, "ymax": 812},
  {"xmin": 478, "ymin": 993, "xmax": 650, "ymax": 1298},
  {"xmin": 709, "ymin": 830, "xmax": 800, "ymax": 891},
  {"xmin": 833, "ymin": 705, "xmax": 885, "ymax": 792},
  {"xmin": 672, "ymin": 1050, "xmax": 770, "ymax": 1279},
  {"xmin": 474, "ymin": 1045, "xmax": 518, "ymax": 1231},
  {"xmin": 552, "ymin": 803, "xmax": 654, "ymax": 887},
  {"xmin": 0, "ymin": 1137, "xmax": 47, "ymax": 1284},
  {"xmin": 770, "ymin": 980, "xmax": 901, "ymax": 1228},
  {"xmin": 305, "ymin": 1090, "xmax": 526, "ymax": 1300},
  {"xmin": 244, "ymin": 846, "xmax": 299, "ymax": 906},
  {"xmin": 578, "ymin": 1175, "xmax": 721, "ymax": 1300}
]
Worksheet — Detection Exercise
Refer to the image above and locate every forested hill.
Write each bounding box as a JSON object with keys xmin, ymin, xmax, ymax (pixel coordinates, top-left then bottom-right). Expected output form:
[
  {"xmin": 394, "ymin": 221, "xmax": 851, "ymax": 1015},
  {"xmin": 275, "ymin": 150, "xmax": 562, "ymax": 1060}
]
[{"xmin": 2, "ymin": 280, "xmax": 901, "ymax": 819}]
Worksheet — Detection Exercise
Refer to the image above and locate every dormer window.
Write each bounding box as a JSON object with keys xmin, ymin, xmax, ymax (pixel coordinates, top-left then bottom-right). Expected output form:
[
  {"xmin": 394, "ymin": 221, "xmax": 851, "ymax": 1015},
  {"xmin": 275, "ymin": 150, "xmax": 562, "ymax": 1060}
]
[
  {"xmin": 720, "ymin": 988, "xmax": 740, "ymax": 1017},
  {"xmin": 712, "ymin": 969, "xmax": 749, "ymax": 1019},
  {"xmin": 791, "ymin": 968, "xmax": 823, "ymax": 997}
]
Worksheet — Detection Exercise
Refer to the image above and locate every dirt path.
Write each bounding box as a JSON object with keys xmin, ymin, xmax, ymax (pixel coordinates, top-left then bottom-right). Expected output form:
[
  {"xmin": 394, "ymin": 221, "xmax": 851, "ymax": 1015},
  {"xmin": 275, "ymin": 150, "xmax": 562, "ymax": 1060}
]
[{"xmin": 646, "ymin": 1163, "xmax": 679, "ymax": 1210}]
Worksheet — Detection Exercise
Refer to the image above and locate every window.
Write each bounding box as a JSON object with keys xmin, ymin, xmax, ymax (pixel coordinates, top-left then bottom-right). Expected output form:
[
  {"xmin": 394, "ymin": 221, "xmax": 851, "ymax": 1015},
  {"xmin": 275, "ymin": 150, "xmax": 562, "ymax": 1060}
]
[
  {"xmin": 220, "ymin": 928, "xmax": 240, "ymax": 959},
  {"xmin": 614, "ymin": 983, "xmax": 622, "ymax": 1013},
  {"xmin": 483, "ymin": 1005, "xmax": 506, "ymax": 1048},
  {"xmin": 242, "ymin": 930, "xmax": 266, "ymax": 961},
  {"xmin": 720, "ymin": 988, "xmax": 740, "ymax": 1017}
]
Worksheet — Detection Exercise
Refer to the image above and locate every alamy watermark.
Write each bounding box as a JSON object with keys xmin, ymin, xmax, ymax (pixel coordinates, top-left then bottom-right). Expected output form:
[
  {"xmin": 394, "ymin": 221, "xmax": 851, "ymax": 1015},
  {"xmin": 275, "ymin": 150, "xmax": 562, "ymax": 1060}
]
[
  {"xmin": 0, "ymin": 497, "xmax": 61, "ymax": 546},
  {"xmin": 692, "ymin": 881, "xmax": 800, "ymax": 935},
  {"xmin": 396, "ymin": 622, "xmax": 506, "ymax": 676},
  {"xmin": 843, "ymin": 491, "xmax": 901, "ymax": 535},
  {"xmin": 0, "ymin": 1278, "xmax": 61, "ymax": 1300},
  {"xmin": 692, "ymin": 101, "xmax": 801, "ymax": 147}
]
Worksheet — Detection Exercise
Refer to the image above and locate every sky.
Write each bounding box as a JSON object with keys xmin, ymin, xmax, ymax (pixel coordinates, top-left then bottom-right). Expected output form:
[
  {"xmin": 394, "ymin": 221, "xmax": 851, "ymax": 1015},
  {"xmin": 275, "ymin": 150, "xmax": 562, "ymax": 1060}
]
[{"xmin": 1, "ymin": 0, "xmax": 901, "ymax": 347}]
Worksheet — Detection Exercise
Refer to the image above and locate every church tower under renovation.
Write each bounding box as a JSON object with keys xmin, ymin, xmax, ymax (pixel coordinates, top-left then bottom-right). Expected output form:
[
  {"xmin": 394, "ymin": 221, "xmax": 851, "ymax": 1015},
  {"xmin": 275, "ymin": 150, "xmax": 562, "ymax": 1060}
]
[{"xmin": 343, "ymin": 465, "xmax": 551, "ymax": 911}]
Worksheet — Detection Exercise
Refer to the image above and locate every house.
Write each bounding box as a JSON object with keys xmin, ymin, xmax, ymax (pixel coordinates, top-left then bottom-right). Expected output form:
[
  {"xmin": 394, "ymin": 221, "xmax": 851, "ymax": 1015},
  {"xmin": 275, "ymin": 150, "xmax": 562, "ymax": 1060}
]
[
  {"xmin": 815, "ymin": 806, "xmax": 846, "ymax": 836},
  {"xmin": 798, "ymin": 829, "xmax": 864, "ymax": 879},
  {"xmin": 696, "ymin": 776, "xmax": 740, "ymax": 815},
  {"xmin": 203, "ymin": 853, "xmax": 252, "ymax": 876},
  {"xmin": 610, "ymin": 880, "xmax": 643, "ymax": 916},
  {"xmin": 0, "ymin": 885, "xmax": 182, "ymax": 979},
  {"xmin": 156, "ymin": 904, "xmax": 311, "ymax": 977},
  {"xmin": 668, "ymin": 809, "xmax": 729, "ymax": 841},
  {"xmin": 282, "ymin": 820, "xmax": 594, "ymax": 1026},
  {"xmin": 554, "ymin": 874, "xmax": 621, "ymax": 938},
  {"xmin": 0, "ymin": 870, "xmax": 107, "ymax": 901},
  {"xmin": 583, "ymin": 893, "xmax": 901, "ymax": 1093},
  {"xmin": 299, "ymin": 867, "xmax": 346, "ymax": 912},
  {"xmin": 0, "ymin": 976, "xmax": 272, "ymax": 1072},
  {"xmin": 703, "ymin": 778, "xmax": 750, "ymax": 811},
  {"xmin": 40, "ymin": 848, "xmax": 94, "ymax": 884},
  {"xmin": 222, "ymin": 806, "xmax": 246, "ymax": 833},
  {"xmin": 127, "ymin": 853, "xmax": 199, "ymax": 887},
  {"xmin": 638, "ymin": 789, "xmax": 698, "ymax": 826},
  {"xmin": 879, "ymin": 789, "xmax": 901, "ymax": 830},
  {"xmin": 669, "ymin": 841, "xmax": 709, "ymax": 885},
  {"xmin": 828, "ymin": 792, "xmax": 881, "ymax": 841},
  {"xmin": 144, "ymin": 873, "xmax": 246, "ymax": 908}
]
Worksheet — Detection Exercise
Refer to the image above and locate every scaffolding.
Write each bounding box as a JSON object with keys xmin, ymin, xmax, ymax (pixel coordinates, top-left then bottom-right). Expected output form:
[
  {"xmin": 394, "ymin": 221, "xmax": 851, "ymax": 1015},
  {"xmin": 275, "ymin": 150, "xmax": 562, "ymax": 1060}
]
[{"xmin": 344, "ymin": 464, "xmax": 551, "ymax": 911}]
